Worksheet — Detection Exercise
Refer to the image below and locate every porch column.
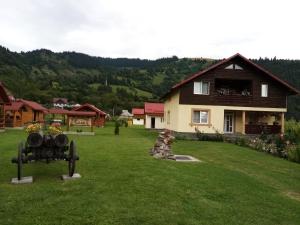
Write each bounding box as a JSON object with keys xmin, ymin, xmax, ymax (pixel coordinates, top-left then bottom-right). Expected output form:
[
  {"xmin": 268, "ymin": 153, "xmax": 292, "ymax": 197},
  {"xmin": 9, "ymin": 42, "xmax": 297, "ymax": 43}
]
[
  {"xmin": 281, "ymin": 112, "xmax": 285, "ymax": 133},
  {"xmin": 242, "ymin": 111, "xmax": 246, "ymax": 134}
]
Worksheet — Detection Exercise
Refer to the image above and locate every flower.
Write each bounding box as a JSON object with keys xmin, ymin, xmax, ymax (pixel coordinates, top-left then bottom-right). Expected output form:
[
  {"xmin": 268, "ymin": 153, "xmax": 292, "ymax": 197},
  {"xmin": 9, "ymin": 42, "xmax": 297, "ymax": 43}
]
[{"xmin": 25, "ymin": 123, "xmax": 41, "ymax": 133}]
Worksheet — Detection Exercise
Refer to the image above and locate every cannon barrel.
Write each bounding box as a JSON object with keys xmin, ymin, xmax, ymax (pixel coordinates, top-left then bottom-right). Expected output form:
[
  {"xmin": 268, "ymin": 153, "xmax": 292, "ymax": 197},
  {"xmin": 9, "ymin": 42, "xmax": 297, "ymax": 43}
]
[
  {"xmin": 54, "ymin": 134, "xmax": 69, "ymax": 147},
  {"xmin": 27, "ymin": 132, "xmax": 43, "ymax": 147}
]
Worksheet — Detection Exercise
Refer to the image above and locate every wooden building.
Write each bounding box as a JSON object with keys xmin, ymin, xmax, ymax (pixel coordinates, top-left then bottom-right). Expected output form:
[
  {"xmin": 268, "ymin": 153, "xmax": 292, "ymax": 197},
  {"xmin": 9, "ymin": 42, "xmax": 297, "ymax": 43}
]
[
  {"xmin": 132, "ymin": 108, "xmax": 145, "ymax": 125},
  {"xmin": 73, "ymin": 103, "xmax": 106, "ymax": 127},
  {"xmin": 0, "ymin": 82, "xmax": 11, "ymax": 130},
  {"xmin": 5, "ymin": 99, "xmax": 47, "ymax": 127},
  {"xmin": 163, "ymin": 53, "xmax": 300, "ymax": 135},
  {"xmin": 144, "ymin": 102, "xmax": 164, "ymax": 129}
]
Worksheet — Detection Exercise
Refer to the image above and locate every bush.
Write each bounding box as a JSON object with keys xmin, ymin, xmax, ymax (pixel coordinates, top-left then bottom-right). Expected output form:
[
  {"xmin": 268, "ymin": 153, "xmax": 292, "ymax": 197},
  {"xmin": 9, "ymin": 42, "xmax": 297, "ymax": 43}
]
[
  {"xmin": 287, "ymin": 145, "xmax": 300, "ymax": 163},
  {"xmin": 285, "ymin": 119, "xmax": 300, "ymax": 144},
  {"xmin": 195, "ymin": 129, "xmax": 224, "ymax": 142},
  {"xmin": 114, "ymin": 121, "xmax": 120, "ymax": 135}
]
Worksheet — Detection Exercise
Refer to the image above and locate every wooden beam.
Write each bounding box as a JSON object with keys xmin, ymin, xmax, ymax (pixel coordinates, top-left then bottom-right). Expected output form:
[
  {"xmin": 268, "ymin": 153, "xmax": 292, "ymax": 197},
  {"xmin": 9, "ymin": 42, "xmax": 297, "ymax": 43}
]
[
  {"xmin": 242, "ymin": 111, "xmax": 246, "ymax": 134},
  {"xmin": 281, "ymin": 112, "xmax": 285, "ymax": 133}
]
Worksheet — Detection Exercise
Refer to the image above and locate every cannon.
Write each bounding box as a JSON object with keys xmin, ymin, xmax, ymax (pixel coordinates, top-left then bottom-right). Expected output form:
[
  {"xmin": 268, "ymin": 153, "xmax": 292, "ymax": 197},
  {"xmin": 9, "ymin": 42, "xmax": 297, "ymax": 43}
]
[{"xmin": 12, "ymin": 132, "xmax": 79, "ymax": 180}]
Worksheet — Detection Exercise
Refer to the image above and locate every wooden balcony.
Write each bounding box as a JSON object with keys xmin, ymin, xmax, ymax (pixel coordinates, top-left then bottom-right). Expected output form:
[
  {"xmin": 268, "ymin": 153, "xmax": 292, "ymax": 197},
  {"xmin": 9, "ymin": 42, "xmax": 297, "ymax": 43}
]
[{"xmin": 245, "ymin": 124, "xmax": 282, "ymax": 134}]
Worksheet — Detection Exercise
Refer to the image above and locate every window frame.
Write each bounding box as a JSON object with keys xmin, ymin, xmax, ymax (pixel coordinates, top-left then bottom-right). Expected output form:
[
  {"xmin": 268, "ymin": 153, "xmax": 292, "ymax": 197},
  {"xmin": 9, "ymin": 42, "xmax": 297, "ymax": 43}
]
[
  {"xmin": 261, "ymin": 84, "xmax": 268, "ymax": 97},
  {"xmin": 193, "ymin": 81, "xmax": 210, "ymax": 95},
  {"xmin": 191, "ymin": 109, "xmax": 211, "ymax": 125}
]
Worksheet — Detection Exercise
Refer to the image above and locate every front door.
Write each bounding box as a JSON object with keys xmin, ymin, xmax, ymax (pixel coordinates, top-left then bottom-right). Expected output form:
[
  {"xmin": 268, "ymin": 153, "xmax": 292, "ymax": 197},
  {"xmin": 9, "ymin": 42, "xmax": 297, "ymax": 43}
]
[
  {"xmin": 224, "ymin": 112, "xmax": 234, "ymax": 133},
  {"xmin": 151, "ymin": 117, "xmax": 155, "ymax": 128}
]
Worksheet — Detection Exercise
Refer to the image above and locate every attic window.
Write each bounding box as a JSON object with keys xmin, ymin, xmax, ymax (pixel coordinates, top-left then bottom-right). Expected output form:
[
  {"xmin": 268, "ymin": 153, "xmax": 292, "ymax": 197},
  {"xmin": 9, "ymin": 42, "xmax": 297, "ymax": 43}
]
[{"xmin": 225, "ymin": 64, "xmax": 243, "ymax": 70}]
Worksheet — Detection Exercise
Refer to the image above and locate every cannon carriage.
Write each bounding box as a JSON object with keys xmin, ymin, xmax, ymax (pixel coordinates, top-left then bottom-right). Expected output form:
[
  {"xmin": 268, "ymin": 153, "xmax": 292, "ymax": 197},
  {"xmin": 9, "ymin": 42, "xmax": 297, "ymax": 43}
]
[{"xmin": 12, "ymin": 132, "xmax": 79, "ymax": 180}]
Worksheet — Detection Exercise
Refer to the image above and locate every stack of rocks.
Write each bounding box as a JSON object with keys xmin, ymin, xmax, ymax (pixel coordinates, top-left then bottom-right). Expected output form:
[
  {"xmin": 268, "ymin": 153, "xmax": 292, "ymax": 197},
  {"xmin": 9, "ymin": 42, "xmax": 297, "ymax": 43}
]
[{"xmin": 150, "ymin": 129, "xmax": 175, "ymax": 159}]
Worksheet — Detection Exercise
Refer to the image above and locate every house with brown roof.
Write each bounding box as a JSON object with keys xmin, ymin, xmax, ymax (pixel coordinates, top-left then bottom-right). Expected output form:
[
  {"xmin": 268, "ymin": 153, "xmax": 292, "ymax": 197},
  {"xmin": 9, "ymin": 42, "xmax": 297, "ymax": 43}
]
[
  {"xmin": 5, "ymin": 99, "xmax": 47, "ymax": 127},
  {"xmin": 53, "ymin": 98, "xmax": 68, "ymax": 108},
  {"xmin": 163, "ymin": 53, "xmax": 300, "ymax": 135},
  {"xmin": 0, "ymin": 82, "xmax": 11, "ymax": 130},
  {"xmin": 73, "ymin": 103, "xmax": 106, "ymax": 127},
  {"xmin": 132, "ymin": 108, "xmax": 145, "ymax": 125},
  {"xmin": 144, "ymin": 102, "xmax": 164, "ymax": 129}
]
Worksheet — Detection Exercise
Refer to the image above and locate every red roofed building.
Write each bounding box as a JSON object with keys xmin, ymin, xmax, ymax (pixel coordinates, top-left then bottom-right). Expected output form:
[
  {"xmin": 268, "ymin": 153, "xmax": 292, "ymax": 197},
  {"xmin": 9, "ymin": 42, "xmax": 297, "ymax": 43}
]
[
  {"xmin": 0, "ymin": 82, "xmax": 11, "ymax": 129},
  {"xmin": 73, "ymin": 103, "xmax": 106, "ymax": 127},
  {"xmin": 144, "ymin": 102, "xmax": 164, "ymax": 129},
  {"xmin": 5, "ymin": 99, "xmax": 47, "ymax": 127},
  {"xmin": 132, "ymin": 108, "xmax": 145, "ymax": 125}
]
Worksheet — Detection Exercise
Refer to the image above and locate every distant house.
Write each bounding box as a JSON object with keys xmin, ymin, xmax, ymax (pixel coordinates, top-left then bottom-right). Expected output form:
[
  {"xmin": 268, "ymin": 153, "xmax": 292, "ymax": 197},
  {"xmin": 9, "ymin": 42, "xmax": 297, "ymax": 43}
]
[
  {"xmin": 144, "ymin": 102, "xmax": 164, "ymax": 129},
  {"xmin": 163, "ymin": 53, "xmax": 300, "ymax": 135},
  {"xmin": 5, "ymin": 99, "xmax": 47, "ymax": 127},
  {"xmin": 53, "ymin": 98, "xmax": 68, "ymax": 108},
  {"xmin": 73, "ymin": 103, "xmax": 106, "ymax": 127},
  {"xmin": 0, "ymin": 82, "xmax": 11, "ymax": 130},
  {"xmin": 132, "ymin": 108, "xmax": 145, "ymax": 125}
]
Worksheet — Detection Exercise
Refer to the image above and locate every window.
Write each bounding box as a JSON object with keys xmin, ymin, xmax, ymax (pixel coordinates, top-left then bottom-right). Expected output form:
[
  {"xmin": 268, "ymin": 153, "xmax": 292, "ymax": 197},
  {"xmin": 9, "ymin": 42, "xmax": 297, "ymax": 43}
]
[
  {"xmin": 225, "ymin": 64, "xmax": 243, "ymax": 70},
  {"xmin": 261, "ymin": 84, "xmax": 268, "ymax": 97},
  {"xmin": 192, "ymin": 110, "xmax": 209, "ymax": 124},
  {"xmin": 194, "ymin": 81, "xmax": 209, "ymax": 95}
]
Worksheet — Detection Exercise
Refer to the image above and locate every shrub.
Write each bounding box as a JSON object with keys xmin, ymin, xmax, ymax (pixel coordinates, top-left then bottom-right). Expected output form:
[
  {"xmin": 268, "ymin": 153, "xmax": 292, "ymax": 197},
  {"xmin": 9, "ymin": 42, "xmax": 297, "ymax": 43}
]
[
  {"xmin": 287, "ymin": 145, "xmax": 300, "ymax": 163},
  {"xmin": 114, "ymin": 121, "xmax": 120, "ymax": 135}
]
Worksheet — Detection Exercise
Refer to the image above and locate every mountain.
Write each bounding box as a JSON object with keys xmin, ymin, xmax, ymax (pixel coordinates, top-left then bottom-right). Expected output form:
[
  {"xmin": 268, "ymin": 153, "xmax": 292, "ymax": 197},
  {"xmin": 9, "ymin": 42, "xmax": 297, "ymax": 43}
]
[{"xmin": 0, "ymin": 46, "xmax": 299, "ymax": 119}]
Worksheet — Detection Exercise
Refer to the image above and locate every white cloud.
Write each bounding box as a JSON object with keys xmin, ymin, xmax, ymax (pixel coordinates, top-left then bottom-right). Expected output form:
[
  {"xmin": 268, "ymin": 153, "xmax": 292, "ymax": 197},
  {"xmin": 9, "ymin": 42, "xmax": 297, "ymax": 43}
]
[{"xmin": 0, "ymin": 0, "xmax": 299, "ymax": 59}]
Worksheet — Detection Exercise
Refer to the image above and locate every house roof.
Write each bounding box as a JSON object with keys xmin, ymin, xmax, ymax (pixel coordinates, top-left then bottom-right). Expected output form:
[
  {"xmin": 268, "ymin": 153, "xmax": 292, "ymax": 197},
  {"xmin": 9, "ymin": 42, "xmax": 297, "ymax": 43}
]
[
  {"xmin": 47, "ymin": 108, "xmax": 70, "ymax": 115},
  {"xmin": 144, "ymin": 102, "xmax": 164, "ymax": 114},
  {"xmin": 4, "ymin": 99, "xmax": 47, "ymax": 112},
  {"xmin": 67, "ymin": 111, "xmax": 96, "ymax": 117},
  {"xmin": 73, "ymin": 103, "xmax": 106, "ymax": 115},
  {"xmin": 53, "ymin": 98, "xmax": 68, "ymax": 104},
  {"xmin": 162, "ymin": 53, "xmax": 300, "ymax": 98},
  {"xmin": 0, "ymin": 82, "xmax": 11, "ymax": 103},
  {"xmin": 132, "ymin": 108, "xmax": 144, "ymax": 115},
  {"xmin": 4, "ymin": 101, "xmax": 24, "ymax": 111},
  {"xmin": 21, "ymin": 99, "xmax": 47, "ymax": 112}
]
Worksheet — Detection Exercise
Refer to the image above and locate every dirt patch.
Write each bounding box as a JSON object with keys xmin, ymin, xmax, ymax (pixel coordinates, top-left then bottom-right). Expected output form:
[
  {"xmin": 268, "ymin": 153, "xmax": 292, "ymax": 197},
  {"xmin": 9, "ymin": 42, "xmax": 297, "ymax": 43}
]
[{"xmin": 284, "ymin": 191, "xmax": 300, "ymax": 201}]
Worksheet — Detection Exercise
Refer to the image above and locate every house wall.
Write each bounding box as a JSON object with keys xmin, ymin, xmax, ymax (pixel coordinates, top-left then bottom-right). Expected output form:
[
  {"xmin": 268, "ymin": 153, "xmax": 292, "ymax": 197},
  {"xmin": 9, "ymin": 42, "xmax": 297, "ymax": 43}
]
[
  {"xmin": 179, "ymin": 57, "xmax": 289, "ymax": 108},
  {"xmin": 21, "ymin": 106, "xmax": 44, "ymax": 125},
  {"xmin": 165, "ymin": 91, "xmax": 286, "ymax": 133},
  {"xmin": 133, "ymin": 118, "xmax": 144, "ymax": 125},
  {"xmin": 145, "ymin": 114, "xmax": 164, "ymax": 129}
]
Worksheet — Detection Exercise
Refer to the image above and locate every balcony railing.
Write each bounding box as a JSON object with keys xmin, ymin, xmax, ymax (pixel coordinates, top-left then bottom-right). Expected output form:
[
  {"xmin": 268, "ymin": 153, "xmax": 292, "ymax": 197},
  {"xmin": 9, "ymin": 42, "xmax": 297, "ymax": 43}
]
[{"xmin": 245, "ymin": 124, "xmax": 281, "ymax": 134}]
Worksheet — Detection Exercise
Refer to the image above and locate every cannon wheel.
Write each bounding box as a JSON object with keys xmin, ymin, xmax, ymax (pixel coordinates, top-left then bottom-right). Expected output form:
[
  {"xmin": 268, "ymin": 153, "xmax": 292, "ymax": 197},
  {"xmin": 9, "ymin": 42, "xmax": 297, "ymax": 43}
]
[
  {"xmin": 17, "ymin": 142, "xmax": 24, "ymax": 180},
  {"xmin": 68, "ymin": 141, "xmax": 76, "ymax": 177}
]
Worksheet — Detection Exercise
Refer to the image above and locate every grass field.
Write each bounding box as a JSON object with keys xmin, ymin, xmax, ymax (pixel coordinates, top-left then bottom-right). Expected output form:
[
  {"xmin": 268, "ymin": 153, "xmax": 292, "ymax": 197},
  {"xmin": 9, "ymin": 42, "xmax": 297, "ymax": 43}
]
[{"xmin": 0, "ymin": 124, "xmax": 300, "ymax": 225}]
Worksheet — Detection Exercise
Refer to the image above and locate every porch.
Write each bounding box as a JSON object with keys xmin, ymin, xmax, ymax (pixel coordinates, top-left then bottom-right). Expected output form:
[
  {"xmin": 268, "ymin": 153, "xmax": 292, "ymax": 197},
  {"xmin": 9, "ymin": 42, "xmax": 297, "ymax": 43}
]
[{"xmin": 224, "ymin": 110, "xmax": 284, "ymax": 135}]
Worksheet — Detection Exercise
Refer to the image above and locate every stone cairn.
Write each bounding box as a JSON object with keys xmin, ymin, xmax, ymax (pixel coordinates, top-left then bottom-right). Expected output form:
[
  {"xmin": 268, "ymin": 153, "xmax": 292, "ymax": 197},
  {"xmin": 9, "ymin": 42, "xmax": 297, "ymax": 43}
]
[{"xmin": 150, "ymin": 129, "xmax": 175, "ymax": 159}]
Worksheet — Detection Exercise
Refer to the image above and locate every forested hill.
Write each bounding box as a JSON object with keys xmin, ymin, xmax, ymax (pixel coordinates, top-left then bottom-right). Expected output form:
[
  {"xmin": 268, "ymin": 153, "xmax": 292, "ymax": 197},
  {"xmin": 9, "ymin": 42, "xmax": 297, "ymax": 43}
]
[{"xmin": 0, "ymin": 46, "xmax": 300, "ymax": 119}]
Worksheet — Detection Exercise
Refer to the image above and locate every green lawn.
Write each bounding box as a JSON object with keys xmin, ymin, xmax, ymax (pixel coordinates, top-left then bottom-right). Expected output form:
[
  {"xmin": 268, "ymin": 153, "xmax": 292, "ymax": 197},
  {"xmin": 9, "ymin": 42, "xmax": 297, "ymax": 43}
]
[{"xmin": 0, "ymin": 125, "xmax": 300, "ymax": 225}]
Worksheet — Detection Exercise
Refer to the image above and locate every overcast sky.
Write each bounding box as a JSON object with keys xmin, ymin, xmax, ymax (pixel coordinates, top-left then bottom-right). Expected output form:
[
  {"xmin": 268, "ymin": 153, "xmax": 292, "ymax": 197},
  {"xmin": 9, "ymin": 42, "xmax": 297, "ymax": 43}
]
[{"xmin": 0, "ymin": 0, "xmax": 299, "ymax": 59}]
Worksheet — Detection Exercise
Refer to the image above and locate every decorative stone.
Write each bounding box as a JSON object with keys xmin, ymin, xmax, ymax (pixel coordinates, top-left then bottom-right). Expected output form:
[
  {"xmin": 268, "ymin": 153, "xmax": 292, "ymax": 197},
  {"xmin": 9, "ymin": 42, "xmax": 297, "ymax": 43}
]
[
  {"xmin": 150, "ymin": 129, "xmax": 175, "ymax": 159},
  {"xmin": 11, "ymin": 176, "xmax": 33, "ymax": 184},
  {"xmin": 61, "ymin": 173, "xmax": 81, "ymax": 180}
]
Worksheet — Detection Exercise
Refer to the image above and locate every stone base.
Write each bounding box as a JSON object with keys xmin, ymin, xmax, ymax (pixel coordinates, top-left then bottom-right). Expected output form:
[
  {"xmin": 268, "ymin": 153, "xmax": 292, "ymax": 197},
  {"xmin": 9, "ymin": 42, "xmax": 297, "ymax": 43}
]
[
  {"xmin": 174, "ymin": 155, "xmax": 201, "ymax": 162},
  {"xmin": 61, "ymin": 173, "xmax": 81, "ymax": 180},
  {"xmin": 11, "ymin": 176, "xmax": 33, "ymax": 184}
]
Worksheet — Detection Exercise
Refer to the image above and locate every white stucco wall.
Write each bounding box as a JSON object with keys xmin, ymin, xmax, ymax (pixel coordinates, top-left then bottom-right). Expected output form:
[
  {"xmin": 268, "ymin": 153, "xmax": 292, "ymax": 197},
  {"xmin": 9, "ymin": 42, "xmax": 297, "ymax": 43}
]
[
  {"xmin": 145, "ymin": 114, "xmax": 164, "ymax": 129},
  {"xmin": 133, "ymin": 118, "xmax": 144, "ymax": 125}
]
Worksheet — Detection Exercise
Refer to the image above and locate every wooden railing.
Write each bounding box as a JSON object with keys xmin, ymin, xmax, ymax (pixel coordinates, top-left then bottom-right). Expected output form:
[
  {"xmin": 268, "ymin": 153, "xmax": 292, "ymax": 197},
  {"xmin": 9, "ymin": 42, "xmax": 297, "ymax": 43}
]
[{"xmin": 245, "ymin": 124, "xmax": 281, "ymax": 134}]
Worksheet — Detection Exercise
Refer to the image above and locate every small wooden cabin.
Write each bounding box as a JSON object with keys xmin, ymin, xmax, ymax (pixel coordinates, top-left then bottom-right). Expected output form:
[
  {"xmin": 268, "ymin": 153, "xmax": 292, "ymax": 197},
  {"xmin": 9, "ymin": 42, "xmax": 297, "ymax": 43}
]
[
  {"xmin": 5, "ymin": 99, "xmax": 47, "ymax": 127},
  {"xmin": 0, "ymin": 82, "xmax": 11, "ymax": 129},
  {"xmin": 73, "ymin": 103, "xmax": 106, "ymax": 127}
]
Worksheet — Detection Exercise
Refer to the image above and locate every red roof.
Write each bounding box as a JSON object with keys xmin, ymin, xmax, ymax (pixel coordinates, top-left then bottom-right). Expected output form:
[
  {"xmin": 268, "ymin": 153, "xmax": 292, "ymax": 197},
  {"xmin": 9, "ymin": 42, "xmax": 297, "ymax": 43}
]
[
  {"xmin": 4, "ymin": 99, "xmax": 46, "ymax": 112},
  {"xmin": 4, "ymin": 101, "xmax": 24, "ymax": 111},
  {"xmin": 21, "ymin": 99, "xmax": 47, "ymax": 112},
  {"xmin": 132, "ymin": 108, "xmax": 144, "ymax": 115},
  {"xmin": 67, "ymin": 111, "xmax": 96, "ymax": 117},
  {"xmin": 73, "ymin": 103, "xmax": 106, "ymax": 116},
  {"xmin": 0, "ymin": 82, "xmax": 11, "ymax": 103},
  {"xmin": 144, "ymin": 102, "xmax": 164, "ymax": 114},
  {"xmin": 47, "ymin": 108, "xmax": 70, "ymax": 114},
  {"xmin": 163, "ymin": 53, "xmax": 300, "ymax": 98}
]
